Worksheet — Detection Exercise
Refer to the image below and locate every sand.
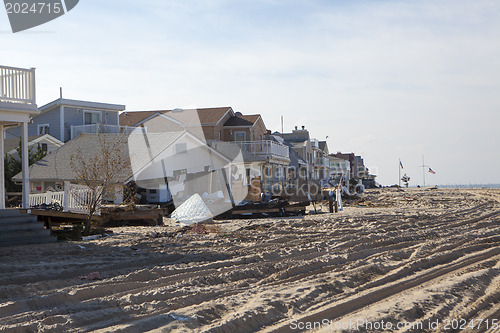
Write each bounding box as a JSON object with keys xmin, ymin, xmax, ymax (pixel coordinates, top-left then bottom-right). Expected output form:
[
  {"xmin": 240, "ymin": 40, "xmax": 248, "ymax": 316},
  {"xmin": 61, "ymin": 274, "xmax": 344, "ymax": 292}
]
[{"xmin": 1, "ymin": 188, "xmax": 499, "ymax": 332}]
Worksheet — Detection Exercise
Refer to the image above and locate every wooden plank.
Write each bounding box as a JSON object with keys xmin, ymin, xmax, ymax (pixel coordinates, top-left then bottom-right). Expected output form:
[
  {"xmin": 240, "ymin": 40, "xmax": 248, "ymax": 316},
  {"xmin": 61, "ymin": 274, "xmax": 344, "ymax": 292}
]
[
  {"xmin": 107, "ymin": 210, "xmax": 161, "ymax": 221},
  {"xmin": 29, "ymin": 209, "xmax": 98, "ymax": 220}
]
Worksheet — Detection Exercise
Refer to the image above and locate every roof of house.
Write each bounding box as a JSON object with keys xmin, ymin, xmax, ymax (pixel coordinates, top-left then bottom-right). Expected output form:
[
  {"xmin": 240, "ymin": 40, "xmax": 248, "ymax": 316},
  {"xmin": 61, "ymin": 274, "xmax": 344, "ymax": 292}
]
[
  {"xmin": 13, "ymin": 132, "xmax": 233, "ymax": 183},
  {"xmin": 13, "ymin": 134, "xmax": 135, "ymax": 183},
  {"xmin": 282, "ymin": 141, "xmax": 307, "ymax": 168},
  {"xmin": 119, "ymin": 111, "xmax": 161, "ymax": 127},
  {"xmin": 3, "ymin": 134, "xmax": 64, "ymax": 154},
  {"xmin": 319, "ymin": 141, "xmax": 328, "ymax": 152},
  {"xmin": 223, "ymin": 114, "xmax": 260, "ymax": 127},
  {"xmin": 39, "ymin": 98, "xmax": 125, "ymax": 113},
  {"xmin": 4, "ymin": 135, "xmax": 43, "ymax": 153},
  {"xmin": 120, "ymin": 107, "xmax": 233, "ymax": 127},
  {"xmin": 280, "ymin": 130, "xmax": 310, "ymax": 143}
]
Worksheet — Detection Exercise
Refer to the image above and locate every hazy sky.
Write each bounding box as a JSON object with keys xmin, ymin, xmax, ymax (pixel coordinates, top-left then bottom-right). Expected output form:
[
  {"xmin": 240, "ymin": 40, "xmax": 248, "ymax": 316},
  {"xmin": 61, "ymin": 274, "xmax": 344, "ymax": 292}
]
[{"xmin": 2, "ymin": 0, "xmax": 499, "ymax": 185}]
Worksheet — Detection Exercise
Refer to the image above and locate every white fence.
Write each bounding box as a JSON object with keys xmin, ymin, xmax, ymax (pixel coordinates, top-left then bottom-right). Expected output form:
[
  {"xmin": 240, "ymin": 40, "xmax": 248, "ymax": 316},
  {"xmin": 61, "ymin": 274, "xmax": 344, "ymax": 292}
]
[
  {"xmin": 29, "ymin": 191, "xmax": 64, "ymax": 207},
  {"xmin": 29, "ymin": 182, "xmax": 102, "ymax": 215},
  {"xmin": 0, "ymin": 65, "xmax": 36, "ymax": 105},
  {"xmin": 70, "ymin": 124, "xmax": 139, "ymax": 140},
  {"xmin": 314, "ymin": 157, "xmax": 330, "ymax": 167},
  {"xmin": 209, "ymin": 140, "xmax": 289, "ymax": 159}
]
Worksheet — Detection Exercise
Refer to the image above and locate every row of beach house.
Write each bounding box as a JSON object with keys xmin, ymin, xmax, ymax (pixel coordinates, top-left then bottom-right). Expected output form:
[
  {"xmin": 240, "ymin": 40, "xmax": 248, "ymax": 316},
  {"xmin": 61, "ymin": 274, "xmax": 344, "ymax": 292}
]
[{"xmin": 1, "ymin": 65, "xmax": 377, "ymax": 210}]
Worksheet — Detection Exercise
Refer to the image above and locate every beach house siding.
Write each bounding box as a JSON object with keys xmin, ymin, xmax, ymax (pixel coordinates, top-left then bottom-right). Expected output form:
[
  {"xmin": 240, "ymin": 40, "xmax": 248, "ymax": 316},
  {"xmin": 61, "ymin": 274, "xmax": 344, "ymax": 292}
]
[
  {"xmin": 6, "ymin": 107, "xmax": 119, "ymax": 142},
  {"xmin": 6, "ymin": 99, "xmax": 124, "ymax": 142},
  {"xmin": 5, "ymin": 108, "xmax": 60, "ymax": 140}
]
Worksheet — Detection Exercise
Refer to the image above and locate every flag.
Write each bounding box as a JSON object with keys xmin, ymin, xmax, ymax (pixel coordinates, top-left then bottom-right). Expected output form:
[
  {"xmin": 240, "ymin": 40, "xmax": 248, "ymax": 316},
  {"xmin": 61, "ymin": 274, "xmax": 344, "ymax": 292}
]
[
  {"xmin": 428, "ymin": 167, "xmax": 436, "ymax": 174},
  {"xmin": 400, "ymin": 160, "xmax": 404, "ymax": 169}
]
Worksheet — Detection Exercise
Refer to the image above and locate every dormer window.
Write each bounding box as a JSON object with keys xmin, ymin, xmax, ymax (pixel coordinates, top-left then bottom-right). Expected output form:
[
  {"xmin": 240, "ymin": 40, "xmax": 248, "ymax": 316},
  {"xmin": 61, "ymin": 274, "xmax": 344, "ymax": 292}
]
[{"xmin": 84, "ymin": 110, "xmax": 102, "ymax": 125}]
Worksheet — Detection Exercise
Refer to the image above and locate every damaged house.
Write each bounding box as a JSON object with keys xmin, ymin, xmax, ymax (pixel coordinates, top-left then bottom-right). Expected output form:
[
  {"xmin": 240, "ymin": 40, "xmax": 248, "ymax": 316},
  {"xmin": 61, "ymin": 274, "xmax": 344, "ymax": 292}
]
[
  {"xmin": 15, "ymin": 131, "xmax": 243, "ymax": 216},
  {"xmin": 120, "ymin": 107, "xmax": 291, "ymax": 202}
]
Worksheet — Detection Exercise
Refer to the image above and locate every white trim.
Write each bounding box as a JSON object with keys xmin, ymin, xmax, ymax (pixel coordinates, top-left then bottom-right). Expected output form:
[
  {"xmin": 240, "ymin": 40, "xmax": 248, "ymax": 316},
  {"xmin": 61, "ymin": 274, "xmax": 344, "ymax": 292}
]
[
  {"xmin": 158, "ymin": 113, "xmax": 184, "ymax": 125},
  {"xmin": 39, "ymin": 98, "xmax": 125, "ymax": 114},
  {"xmin": 83, "ymin": 110, "xmax": 102, "ymax": 125},
  {"xmin": 234, "ymin": 131, "xmax": 246, "ymax": 142},
  {"xmin": 134, "ymin": 112, "xmax": 167, "ymax": 127},
  {"xmin": 0, "ymin": 111, "xmax": 31, "ymax": 123},
  {"xmin": 215, "ymin": 107, "xmax": 234, "ymax": 125},
  {"xmin": 5, "ymin": 134, "xmax": 64, "ymax": 156},
  {"xmin": 37, "ymin": 123, "xmax": 50, "ymax": 135}
]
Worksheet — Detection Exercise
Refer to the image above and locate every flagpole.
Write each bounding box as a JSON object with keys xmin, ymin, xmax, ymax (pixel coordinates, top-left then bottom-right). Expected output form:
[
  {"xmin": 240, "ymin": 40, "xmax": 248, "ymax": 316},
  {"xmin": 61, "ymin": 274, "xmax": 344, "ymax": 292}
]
[
  {"xmin": 422, "ymin": 155, "xmax": 426, "ymax": 187},
  {"xmin": 399, "ymin": 159, "xmax": 401, "ymax": 187}
]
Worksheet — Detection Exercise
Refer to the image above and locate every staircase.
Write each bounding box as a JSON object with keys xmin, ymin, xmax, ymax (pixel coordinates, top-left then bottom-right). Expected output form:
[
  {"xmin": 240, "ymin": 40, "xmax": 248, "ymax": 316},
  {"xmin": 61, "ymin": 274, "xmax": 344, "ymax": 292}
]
[{"xmin": 0, "ymin": 210, "xmax": 57, "ymax": 247}]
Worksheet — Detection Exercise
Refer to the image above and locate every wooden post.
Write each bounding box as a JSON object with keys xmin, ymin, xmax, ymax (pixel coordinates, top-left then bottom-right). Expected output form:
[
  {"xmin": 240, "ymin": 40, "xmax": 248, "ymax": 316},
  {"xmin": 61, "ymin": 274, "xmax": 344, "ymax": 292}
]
[
  {"xmin": 21, "ymin": 122, "xmax": 29, "ymax": 209},
  {"xmin": 328, "ymin": 190, "xmax": 334, "ymax": 213},
  {"xmin": 63, "ymin": 181, "xmax": 70, "ymax": 212}
]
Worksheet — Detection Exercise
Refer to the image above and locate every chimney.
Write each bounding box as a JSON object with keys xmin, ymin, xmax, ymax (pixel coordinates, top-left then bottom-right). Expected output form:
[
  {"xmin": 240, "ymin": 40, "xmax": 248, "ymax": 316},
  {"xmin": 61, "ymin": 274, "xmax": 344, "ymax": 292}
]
[
  {"xmin": 295, "ymin": 126, "xmax": 298, "ymax": 130},
  {"xmin": 302, "ymin": 125, "xmax": 305, "ymax": 130}
]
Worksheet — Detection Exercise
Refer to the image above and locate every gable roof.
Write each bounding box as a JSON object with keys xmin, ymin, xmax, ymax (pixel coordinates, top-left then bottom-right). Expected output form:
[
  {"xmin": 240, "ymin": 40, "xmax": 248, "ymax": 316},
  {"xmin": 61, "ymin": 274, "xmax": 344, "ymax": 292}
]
[
  {"xmin": 223, "ymin": 114, "xmax": 261, "ymax": 127},
  {"xmin": 13, "ymin": 134, "xmax": 134, "ymax": 183},
  {"xmin": 282, "ymin": 141, "xmax": 307, "ymax": 168},
  {"xmin": 319, "ymin": 141, "xmax": 328, "ymax": 153},
  {"xmin": 3, "ymin": 134, "xmax": 64, "ymax": 155},
  {"xmin": 119, "ymin": 111, "xmax": 161, "ymax": 127},
  {"xmin": 120, "ymin": 107, "xmax": 233, "ymax": 127}
]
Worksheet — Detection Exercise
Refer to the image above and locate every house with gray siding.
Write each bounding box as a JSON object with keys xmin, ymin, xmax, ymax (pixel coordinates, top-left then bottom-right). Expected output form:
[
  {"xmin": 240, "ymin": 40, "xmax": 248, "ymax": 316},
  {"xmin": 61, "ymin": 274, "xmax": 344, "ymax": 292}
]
[{"xmin": 5, "ymin": 98, "xmax": 126, "ymax": 142}]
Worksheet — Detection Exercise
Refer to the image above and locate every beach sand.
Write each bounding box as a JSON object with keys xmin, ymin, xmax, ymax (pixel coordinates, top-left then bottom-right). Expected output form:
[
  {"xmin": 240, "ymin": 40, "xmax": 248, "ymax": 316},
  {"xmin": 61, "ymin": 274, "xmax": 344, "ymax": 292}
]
[{"xmin": 1, "ymin": 188, "xmax": 499, "ymax": 332}]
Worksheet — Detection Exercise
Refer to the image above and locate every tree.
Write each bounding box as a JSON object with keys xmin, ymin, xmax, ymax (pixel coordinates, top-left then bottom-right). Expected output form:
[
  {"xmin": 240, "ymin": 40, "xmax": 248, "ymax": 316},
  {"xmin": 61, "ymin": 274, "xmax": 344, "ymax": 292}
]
[
  {"xmin": 4, "ymin": 140, "xmax": 46, "ymax": 193},
  {"xmin": 70, "ymin": 134, "xmax": 130, "ymax": 235}
]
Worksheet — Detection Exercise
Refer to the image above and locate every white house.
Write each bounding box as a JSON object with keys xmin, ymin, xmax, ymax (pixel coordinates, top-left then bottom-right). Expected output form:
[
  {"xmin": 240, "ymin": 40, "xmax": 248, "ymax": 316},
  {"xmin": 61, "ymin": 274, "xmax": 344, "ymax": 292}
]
[{"xmin": 1, "ymin": 65, "xmax": 39, "ymax": 209}]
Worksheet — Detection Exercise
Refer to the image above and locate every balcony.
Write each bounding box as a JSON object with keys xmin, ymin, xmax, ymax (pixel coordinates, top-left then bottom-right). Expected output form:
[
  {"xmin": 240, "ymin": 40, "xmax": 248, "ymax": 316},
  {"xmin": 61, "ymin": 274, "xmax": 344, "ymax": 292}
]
[
  {"xmin": 0, "ymin": 65, "xmax": 37, "ymax": 114},
  {"xmin": 314, "ymin": 156, "xmax": 330, "ymax": 168},
  {"xmin": 208, "ymin": 140, "xmax": 289, "ymax": 160},
  {"xmin": 70, "ymin": 124, "xmax": 140, "ymax": 140}
]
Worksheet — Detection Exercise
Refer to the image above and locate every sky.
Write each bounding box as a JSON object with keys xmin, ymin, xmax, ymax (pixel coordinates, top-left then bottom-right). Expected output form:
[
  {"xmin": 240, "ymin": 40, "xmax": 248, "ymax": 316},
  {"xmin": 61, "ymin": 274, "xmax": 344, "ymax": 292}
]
[{"xmin": 2, "ymin": 0, "xmax": 499, "ymax": 186}]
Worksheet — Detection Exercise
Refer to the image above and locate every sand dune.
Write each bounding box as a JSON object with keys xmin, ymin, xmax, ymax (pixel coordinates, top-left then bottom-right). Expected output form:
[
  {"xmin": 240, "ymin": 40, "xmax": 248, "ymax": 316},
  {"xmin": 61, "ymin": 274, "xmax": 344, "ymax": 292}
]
[{"xmin": 1, "ymin": 188, "xmax": 499, "ymax": 332}]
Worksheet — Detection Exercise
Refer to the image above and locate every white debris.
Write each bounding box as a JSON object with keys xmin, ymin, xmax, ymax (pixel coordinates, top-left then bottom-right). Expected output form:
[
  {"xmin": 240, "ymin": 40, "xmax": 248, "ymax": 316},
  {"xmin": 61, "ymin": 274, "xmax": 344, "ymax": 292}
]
[{"xmin": 171, "ymin": 193, "xmax": 213, "ymax": 225}]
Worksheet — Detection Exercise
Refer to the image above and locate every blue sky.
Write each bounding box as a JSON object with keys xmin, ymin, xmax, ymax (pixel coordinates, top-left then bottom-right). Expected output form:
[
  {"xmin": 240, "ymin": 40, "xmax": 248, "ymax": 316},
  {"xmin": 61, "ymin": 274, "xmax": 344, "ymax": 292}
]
[{"xmin": 2, "ymin": 0, "xmax": 499, "ymax": 185}]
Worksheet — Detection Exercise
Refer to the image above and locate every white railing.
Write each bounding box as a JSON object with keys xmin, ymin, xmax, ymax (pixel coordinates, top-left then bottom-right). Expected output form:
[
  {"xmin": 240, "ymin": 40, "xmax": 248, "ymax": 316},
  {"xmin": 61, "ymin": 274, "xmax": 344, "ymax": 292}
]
[
  {"xmin": 29, "ymin": 191, "xmax": 64, "ymax": 207},
  {"xmin": 314, "ymin": 157, "xmax": 329, "ymax": 167},
  {"xmin": 70, "ymin": 124, "xmax": 139, "ymax": 139},
  {"xmin": 209, "ymin": 140, "xmax": 289, "ymax": 159},
  {"xmin": 0, "ymin": 65, "xmax": 36, "ymax": 105},
  {"xmin": 29, "ymin": 183, "xmax": 101, "ymax": 215}
]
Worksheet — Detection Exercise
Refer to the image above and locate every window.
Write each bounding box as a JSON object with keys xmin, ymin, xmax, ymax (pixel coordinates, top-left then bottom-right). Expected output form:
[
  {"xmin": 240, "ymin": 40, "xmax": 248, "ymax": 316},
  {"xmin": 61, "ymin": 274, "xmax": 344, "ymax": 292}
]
[
  {"xmin": 41, "ymin": 143, "xmax": 48, "ymax": 152},
  {"xmin": 84, "ymin": 111, "xmax": 101, "ymax": 125},
  {"xmin": 175, "ymin": 143, "xmax": 187, "ymax": 154},
  {"xmin": 37, "ymin": 124, "xmax": 49, "ymax": 135}
]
